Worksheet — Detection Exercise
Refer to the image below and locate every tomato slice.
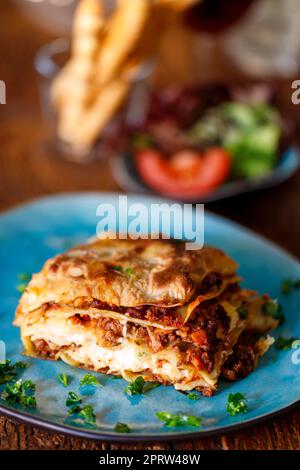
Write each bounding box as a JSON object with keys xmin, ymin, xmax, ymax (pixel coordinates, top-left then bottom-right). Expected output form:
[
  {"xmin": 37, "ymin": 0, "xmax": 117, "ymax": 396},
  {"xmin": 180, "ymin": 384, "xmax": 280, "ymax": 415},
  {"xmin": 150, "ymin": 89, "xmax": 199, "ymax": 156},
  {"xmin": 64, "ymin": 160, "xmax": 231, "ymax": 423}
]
[{"xmin": 135, "ymin": 147, "xmax": 231, "ymax": 199}]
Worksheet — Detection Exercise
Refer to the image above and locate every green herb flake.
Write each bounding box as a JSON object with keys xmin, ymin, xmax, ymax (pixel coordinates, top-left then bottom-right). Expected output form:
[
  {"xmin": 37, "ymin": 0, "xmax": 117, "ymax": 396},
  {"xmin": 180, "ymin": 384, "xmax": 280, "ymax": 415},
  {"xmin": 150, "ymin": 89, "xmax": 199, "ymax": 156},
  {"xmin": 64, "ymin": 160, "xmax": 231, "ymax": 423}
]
[
  {"xmin": 115, "ymin": 422, "xmax": 131, "ymax": 433},
  {"xmin": 262, "ymin": 300, "xmax": 285, "ymax": 324},
  {"xmin": 143, "ymin": 382, "xmax": 161, "ymax": 393},
  {"xmin": 156, "ymin": 411, "xmax": 202, "ymax": 428},
  {"xmin": 16, "ymin": 284, "xmax": 27, "ymax": 293},
  {"xmin": 15, "ymin": 361, "xmax": 26, "ymax": 372},
  {"xmin": 124, "ymin": 377, "xmax": 159, "ymax": 396},
  {"xmin": 281, "ymin": 278, "xmax": 300, "ymax": 295},
  {"xmin": 187, "ymin": 392, "xmax": 200, "ymax": 401},
  {"xmin": 79, "ymin": 373, "xmax": 102, "ymax": 387},
  {"xmin": 112, "ymin": 265, "xmax": 122, "ymax": 272},
  {"xmin": 226, "ymin": 392, "xmax": 248, "ymax": 417},
  {"xmin": 16, "ymin": 273, "xmax": 31, "ymax": 293},
  {"xmin": 57, "ymin": 371, "xmax": 68, "ymax": 387},
  {"xmin": 17, "ymin": 273, "xmax": 31, "ymax": 282},
  {"xmin": 274, "ymin": 336, "xmax": 298, "ymax": 351},
  {"xmin": 66, "ymin": 391, "xmax": 82, "ymax": 407},
  {"xmin": 78, "ymin": 404, "xmax": 96, "ymax": 425},
  {"xmin": 21, "ymin": 395, "xmax": 37, "ymax": 407},
  {"xmin": 237, "ymin": 304, "xmax": 248, "ymax": 319},
  {"xmin": 68, "ymin": 405, "xmax": 82, "ymax": 415},
  {"xmin": 125, "ymin": 267, "xmax": 135, "ymax": 276},
  {"xmin": 124, "ymin": 376, "xmax": 145, "ymax": 396},
  {"xmin": 2, "ymin": 379, "xmax": 36, "ymax": 408},
  {"xmin": 0, "ymin": 360, "xmax": 26, "ymax": 384},
  {"xmin": 281, "ymin": 278, "xmax": 293, "ymax": 295},
  {"xmin": 68, "ymin": 404, "xmax": 96, "ymax": 425},
  {"xmin": 124, "ymin": 376, "xmax": 160, "ymax": 396}
]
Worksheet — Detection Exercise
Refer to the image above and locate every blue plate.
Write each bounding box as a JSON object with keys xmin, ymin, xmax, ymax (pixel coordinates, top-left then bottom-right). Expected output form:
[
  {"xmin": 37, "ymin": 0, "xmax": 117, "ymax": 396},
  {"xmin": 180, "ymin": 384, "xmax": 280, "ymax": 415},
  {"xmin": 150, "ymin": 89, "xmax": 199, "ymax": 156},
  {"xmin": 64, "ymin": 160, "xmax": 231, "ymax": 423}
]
[
  {"xmin": 0, "ymin": 192, "xmax": 299, "ymax": 441},
  {"xmin": 111, "ymin": 147, "xmax": 300, "ymax": 203}
]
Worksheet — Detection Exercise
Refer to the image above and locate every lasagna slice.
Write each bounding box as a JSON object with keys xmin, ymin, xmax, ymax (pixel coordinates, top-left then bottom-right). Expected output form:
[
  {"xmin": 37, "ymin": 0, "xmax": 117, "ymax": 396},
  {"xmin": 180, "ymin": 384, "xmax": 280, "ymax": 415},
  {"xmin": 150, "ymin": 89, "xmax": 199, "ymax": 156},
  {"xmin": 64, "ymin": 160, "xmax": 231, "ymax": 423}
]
[{"xmin": 14, "ymin": 237, "xmax": 278, "ymax": 396}]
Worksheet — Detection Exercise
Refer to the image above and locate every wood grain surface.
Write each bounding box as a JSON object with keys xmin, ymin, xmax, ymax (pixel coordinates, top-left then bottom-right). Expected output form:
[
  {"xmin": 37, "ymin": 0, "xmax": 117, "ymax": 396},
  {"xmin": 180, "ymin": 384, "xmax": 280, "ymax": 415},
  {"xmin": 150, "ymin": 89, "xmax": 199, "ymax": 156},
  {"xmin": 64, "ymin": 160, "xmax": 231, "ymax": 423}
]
[{"xmin": 0, "ymin": 1, "xmax": 299, "ymax": 450}]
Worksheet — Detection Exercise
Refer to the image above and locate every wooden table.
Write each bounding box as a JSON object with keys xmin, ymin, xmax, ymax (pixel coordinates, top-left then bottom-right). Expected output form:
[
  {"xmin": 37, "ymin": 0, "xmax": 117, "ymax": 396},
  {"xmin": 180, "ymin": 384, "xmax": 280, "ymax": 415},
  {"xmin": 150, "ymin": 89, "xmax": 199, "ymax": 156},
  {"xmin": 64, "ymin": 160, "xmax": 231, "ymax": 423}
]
[{"xmin": 0, "ymin": 2, "xmax": 299, "ymax": 450}]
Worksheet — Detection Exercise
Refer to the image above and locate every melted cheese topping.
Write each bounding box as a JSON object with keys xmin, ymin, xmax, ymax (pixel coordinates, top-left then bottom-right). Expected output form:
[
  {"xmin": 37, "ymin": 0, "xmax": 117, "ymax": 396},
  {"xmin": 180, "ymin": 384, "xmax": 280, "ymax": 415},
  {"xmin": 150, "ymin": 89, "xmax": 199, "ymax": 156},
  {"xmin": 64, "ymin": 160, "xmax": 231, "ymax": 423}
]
[{"xmin": 21, "ymin": 315, "xmax": 219, "ymax": 391}]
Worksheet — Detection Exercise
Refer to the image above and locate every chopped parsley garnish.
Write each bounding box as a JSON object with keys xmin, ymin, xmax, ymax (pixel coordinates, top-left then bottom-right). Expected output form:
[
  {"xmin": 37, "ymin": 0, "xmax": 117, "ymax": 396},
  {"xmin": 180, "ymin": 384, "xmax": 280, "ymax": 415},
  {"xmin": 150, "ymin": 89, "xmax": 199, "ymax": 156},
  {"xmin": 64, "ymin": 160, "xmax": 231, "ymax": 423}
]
[
  {"xmin": 226, "ymin": 392, "xmax": 248, "ymax": 417},
  {"xmin": 0, "ymin": 360, "xmax": 26, "ymax": 384},
  {"xmin": 21, "ymin": 395, "xmax": 37, "ymax": 407},
  {"xmin": 281, "ymin": 277, "xmax": 300, "ymax": 295},
  {"xmin": 69, "ymin": 404, "xmax": 96, "ymax": 425},
  {"xmin": 124, "ymin": 376, "xmax": 145, "ymax": 395},
  {"xmin": 16, "ymin": 273, "xmax": 31, "ymax": 293},
  {"xmin": 2, "ymin": 379, "xmax": 36, "ymax": 407},
  {"xmin": 66, "ymin": 391, "xmax": 95, "ymax": 425},
  {"xmin": 143, "ymin": 382, "xmax": 161, "ymax": 393},
  {"xmin": 281, "ymin": 278, "xmax": 293, "ymax": 295},
  {"xmin": 57, "ymin": 371, "xmax": 68, "ymax": 387},
  {"xmin": 124, "ymin": 376, "xmax": 159, "ymax": 396},
  {"xmin": 274, "ymin": 336, "xmax": 298, "ymax": 351},
  {"xmin": 187, "ymin": 392, "xmax": 200, "ymax": 401},
  {"xmin": 78, "ymin": 404, "xmax": 96, "ymax": 424},
  {"xmin": 66, "ymin": 391, "xmax": 82, "ymax": 407},
  {"xmin": 262, "ymin": 300, "xmax": 285, "ymax": 324},
  {"xmin": 112, "ymin": 265, "xmax": 122, "ymax": 272},
  {"xmin": 16, "ymin": 284, "xmax": 27, "ymax": 293},
  {"xmin": 156, "ymin": 412, "xmax": 202, "ymax": 428},
  {"xmin": 115, "ymin": 422, "xmax": 131, "ymax": 433},
  {"xmin": 79, "ymin": 373, "xmax": 102, "ymax": 387},
  {"xmin": 112, "ymin": 265, "xmax": 135, "ymax": 276},
  {"xmin": 262, "ymin": 300, "xmax": 279, "ymax": 315},
  {"xmin": 17, "ymin": 272, "xmax": 31, "ymax": 282},
  {"xmin": 237, "ymin": 304, "xmax": 248, "ymax": 319},
  {"xmin": 178, "ymin": 390, "xmax": 200, "ymax": 400},
  {"xmin": 124, "ymin": 267, "xmax": 135, "ymax": 276},
  {"xmin": 111, "ymin": 375, "xmax": 123, "ymax": 380},
  {"xmin": 68, "ymin": 405, "xmax": 81, "ymax": 414}
]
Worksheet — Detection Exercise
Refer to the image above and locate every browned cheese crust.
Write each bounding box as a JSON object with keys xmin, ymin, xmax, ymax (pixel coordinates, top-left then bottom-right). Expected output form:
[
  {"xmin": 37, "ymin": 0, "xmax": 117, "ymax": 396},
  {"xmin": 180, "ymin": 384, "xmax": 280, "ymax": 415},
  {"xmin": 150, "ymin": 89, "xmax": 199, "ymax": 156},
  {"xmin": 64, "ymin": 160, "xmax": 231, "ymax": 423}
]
[{"xmin": 16, "ymin": 237, "xmax": 238, "ymax": 316}]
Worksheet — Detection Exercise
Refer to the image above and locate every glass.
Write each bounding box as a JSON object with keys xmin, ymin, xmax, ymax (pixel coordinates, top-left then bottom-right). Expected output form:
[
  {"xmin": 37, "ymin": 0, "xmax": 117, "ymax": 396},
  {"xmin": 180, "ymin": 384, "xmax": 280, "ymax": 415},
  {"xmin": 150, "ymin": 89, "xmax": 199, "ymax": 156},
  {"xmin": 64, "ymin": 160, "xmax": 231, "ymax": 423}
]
[
  {"xmin": 184, "ymin": 0, "xmax": 254, "ymax": 33},
  {"xmin": 34, "ymin": 38, "xmax": 153, "ymax": 163},
  {"xmin": 223, "ymin": 0, "xmax": 300, "ymax": 78},
  {"xmin": 12, "ymin": 0, "xmax": 78, "ymax": 35},
  {"xmin": 12, "ymin": 0, "xmax": 120, "ymax": 35}
]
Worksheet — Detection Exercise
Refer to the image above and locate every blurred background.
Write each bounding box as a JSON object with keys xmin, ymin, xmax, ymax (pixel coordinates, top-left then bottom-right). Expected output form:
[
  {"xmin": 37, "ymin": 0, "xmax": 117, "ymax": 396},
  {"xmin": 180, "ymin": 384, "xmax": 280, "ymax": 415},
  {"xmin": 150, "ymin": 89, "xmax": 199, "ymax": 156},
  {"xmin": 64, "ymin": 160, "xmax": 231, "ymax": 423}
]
[{"xmin": 1, "ymin": 0, "xmax": 300, "ymax": 254}]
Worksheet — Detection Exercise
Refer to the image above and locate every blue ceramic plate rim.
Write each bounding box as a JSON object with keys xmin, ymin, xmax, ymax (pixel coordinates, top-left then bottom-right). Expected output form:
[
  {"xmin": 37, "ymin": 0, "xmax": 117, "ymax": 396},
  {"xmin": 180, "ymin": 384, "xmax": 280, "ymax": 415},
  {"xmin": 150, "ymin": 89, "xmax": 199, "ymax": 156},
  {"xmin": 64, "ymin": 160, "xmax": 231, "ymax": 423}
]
[
  {"xmin": 110, "ymin": 147, "xmax": 300, "ymax": 203},
  {"xmin": 0, "ymin": 192, "xmax": 299, "ymax": 442}
]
